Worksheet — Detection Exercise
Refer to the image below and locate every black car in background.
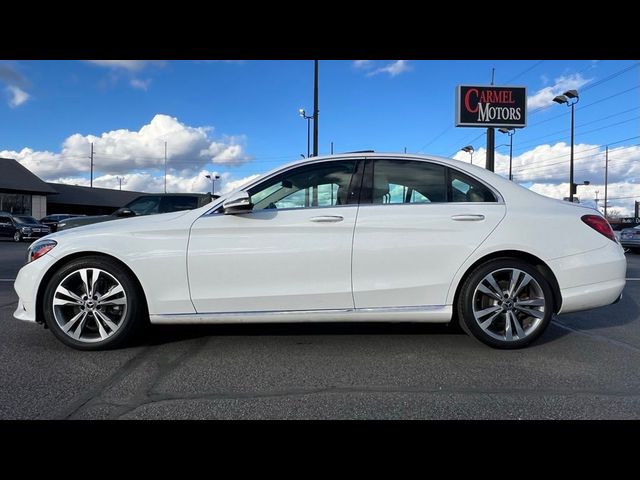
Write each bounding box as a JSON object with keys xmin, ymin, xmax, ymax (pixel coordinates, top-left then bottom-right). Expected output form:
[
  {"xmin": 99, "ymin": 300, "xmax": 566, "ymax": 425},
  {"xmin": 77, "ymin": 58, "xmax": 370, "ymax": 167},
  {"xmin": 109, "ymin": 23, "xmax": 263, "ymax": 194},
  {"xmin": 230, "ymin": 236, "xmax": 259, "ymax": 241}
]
[
  {"xmin": 39, "ymin": 214, "xmax": 86, "ymax": 233},
  {"xmin": 57, "ymin": 193, "xmax": 213, "ymax": 231},
  {"xmin": 0, "ymin": 213, "xmax": 51, "ymax": 242}
]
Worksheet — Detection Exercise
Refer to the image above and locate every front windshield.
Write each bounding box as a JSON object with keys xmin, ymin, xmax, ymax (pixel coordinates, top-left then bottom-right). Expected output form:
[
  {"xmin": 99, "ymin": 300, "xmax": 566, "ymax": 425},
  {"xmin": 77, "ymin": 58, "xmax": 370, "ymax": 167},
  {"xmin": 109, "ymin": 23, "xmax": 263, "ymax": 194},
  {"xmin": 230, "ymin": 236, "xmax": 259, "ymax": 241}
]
[
  {"xmin": 123, "ymin": 196, "xmax": 159, "ymax": 215},
  {"xmin": 14, "ymin": 216, "xmax": 38, "ymax": 225}
]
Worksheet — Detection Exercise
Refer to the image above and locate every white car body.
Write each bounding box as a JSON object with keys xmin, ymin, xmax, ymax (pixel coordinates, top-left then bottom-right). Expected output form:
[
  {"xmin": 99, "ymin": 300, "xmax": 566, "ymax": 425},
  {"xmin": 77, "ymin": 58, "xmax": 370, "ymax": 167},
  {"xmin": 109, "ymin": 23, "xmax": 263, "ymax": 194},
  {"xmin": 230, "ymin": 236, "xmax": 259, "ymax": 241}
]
[{"xmin": 14, "ymin": 153, "xmax": 626, "ymax": 337}]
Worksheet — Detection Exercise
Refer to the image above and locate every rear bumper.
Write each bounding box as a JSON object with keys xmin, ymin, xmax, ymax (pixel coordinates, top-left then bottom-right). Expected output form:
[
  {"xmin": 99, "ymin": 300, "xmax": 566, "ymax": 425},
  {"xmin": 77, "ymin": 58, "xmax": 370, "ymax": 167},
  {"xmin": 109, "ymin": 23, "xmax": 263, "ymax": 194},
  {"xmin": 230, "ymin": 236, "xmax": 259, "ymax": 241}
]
[{"xmin": 549, "ymin": 241, "xmax": 627, "ymax": 315}]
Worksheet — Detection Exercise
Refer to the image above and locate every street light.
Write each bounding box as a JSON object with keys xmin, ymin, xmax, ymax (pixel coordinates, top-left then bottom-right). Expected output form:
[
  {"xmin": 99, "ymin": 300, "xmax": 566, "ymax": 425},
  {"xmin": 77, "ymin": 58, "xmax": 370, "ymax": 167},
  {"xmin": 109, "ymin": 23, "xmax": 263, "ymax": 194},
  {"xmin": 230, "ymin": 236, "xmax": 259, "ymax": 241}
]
[
  {"xmin": 205, "ymin": 174, "xmax": 220, "ymax": 196},
  {"xmin": 461, "ymin": 145, "xmax": 474, "ymax": 164},
  {"xmin": 553, "ymin": 89, "xmax": 580, "ymax": 201},
  {"xmin": 299, "ymin": 108, "xmax": 313, "ymax": 158},
  {"xmin": 498, "ymin": 128, "xmax": 515, "ymax": 181}
]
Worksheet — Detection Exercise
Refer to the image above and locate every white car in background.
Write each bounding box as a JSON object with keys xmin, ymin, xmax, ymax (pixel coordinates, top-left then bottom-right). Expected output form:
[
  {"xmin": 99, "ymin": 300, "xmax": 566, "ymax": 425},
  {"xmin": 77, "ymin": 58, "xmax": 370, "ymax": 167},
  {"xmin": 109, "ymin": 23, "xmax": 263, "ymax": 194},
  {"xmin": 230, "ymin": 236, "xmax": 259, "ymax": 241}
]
[{"xmin": 14, "ymin": 153, "xmax": 626, "ymax": 350}]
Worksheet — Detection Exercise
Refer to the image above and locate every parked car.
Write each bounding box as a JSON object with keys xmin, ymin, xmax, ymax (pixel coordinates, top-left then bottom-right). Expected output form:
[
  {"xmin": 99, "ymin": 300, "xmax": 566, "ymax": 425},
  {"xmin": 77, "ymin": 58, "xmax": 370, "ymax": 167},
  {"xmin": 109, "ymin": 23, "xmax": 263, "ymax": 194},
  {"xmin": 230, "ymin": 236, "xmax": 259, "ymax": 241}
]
[
  {"xmin": 57, "ymin": 193, "xmax": 212, "ymax": 231},
  {"xmin": 14, "ymin": 153, "xmax": 626, "ymax": 350},
  {"xmin": 0, "ymin": 213, "xmax": 51, "ymax": 242},
  {"xmin": 620, "ymin": 225, "xmax": 640, "ymax": 252},
  {"xmin": 40, "ymin": 214, "xmax": 86, "ymax": 233}
]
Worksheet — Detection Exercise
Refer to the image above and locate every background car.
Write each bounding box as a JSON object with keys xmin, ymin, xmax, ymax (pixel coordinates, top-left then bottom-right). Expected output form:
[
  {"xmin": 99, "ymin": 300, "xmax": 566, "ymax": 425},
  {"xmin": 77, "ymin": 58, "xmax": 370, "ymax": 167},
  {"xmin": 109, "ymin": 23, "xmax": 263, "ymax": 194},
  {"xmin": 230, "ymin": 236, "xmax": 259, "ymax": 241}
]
[
  {"xmin": 0, "ymin": 213, "xmax": 51, "ymax": 242},
  {"xmin": 39, "ymin": 214, "xmax": 86, "ymax": 233},
  {"xmin": 57, "ymin": 193, "xmax": 212, "ymax": 231},
  {"xmin": 620, "ymin": 225, "xmax": 640, "ymax": 252},
  {"xmin": 13, "ymin": 153, "xmax": 626, "ymax": 351}
]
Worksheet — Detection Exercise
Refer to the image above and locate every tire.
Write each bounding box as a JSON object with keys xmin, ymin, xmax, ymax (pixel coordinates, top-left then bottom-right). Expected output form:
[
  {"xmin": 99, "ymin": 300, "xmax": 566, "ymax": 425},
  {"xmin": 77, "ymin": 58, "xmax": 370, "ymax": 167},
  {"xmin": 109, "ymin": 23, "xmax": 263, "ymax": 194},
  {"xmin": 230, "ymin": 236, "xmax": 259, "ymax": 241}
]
[
  {"xmin": 13, "ymin": 231, "xmax": 22, "ymax": 242},
  {"xmin": 457, "ymin": 258, "xmax": 554, "ymax": 349},
  {"xmin": 42, "ymin": 256, "xmax": 146, "ymax": 350}
]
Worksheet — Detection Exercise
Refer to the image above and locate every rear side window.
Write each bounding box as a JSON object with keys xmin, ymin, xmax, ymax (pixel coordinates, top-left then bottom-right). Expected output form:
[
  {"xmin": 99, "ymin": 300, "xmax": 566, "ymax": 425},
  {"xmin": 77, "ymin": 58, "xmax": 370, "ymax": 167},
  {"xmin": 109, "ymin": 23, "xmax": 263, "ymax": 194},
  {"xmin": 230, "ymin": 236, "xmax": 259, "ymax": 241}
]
[
  {"xmin": 371, "ymin": 159, "xmax": 447, "ymax": 204},
  {"xmin": 449, "ymin": 169, "xmax": 497, "ymax": 202},
  {"xmin": 160, "ymin": 196, "xmax": 199, "ymax": 213},
  {"xmin": 364, "ymin": 159, "xmax": 497, "ymax": 204},
  {"xmin": 0, "ymin": 216, "xmax": 11, "ymax": 224}
]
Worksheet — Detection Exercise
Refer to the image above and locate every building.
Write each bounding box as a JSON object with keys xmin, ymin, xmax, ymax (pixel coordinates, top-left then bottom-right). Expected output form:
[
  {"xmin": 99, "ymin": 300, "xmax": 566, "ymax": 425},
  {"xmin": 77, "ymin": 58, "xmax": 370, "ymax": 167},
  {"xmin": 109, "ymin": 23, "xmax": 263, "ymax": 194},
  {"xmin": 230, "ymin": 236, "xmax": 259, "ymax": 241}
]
[
  {"xmin": 0, "ymin": 157, "xmax": 57, "ymax": 218},
  {"xmin": 46, "ymin": 183, "xmax": 144, "ymax": 216},
  {"xmin": 1, "ymin": 157, "xmax": 145, "ymax": 218}
]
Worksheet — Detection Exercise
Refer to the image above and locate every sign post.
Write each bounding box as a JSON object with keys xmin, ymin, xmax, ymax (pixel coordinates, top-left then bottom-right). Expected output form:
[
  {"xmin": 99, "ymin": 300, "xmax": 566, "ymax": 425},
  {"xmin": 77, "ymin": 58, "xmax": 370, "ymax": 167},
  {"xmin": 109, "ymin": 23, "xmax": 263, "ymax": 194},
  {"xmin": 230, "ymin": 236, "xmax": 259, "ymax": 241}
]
[{"xmin": 456, "ymin": 85, "xmax": 527, "ymax": 172}]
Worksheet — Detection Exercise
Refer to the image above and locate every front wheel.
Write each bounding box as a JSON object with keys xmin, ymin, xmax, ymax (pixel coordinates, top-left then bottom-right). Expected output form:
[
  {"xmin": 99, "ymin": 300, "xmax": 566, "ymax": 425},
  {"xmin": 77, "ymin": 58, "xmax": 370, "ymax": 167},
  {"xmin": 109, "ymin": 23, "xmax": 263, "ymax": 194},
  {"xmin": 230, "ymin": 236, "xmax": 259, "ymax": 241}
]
[
  {"xmin": 13, "ymin": 231, "xmax": 22, "ymax": 242},
  {"xmin": 457, "ymin": 258, "xmax": 554, "ymax": 349},
  {"xmin": 42, "ymin": 256, "xmax": 145, "ymax": 350}
]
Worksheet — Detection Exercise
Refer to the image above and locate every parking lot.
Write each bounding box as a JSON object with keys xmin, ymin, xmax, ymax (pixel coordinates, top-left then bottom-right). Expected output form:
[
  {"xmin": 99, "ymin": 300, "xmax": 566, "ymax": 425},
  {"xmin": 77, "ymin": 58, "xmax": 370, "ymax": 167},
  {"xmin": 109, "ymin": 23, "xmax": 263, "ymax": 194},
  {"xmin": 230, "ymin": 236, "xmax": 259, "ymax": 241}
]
[{"xmin": 1, "ymin": 238, "xmax": 639, "ymax": 419}]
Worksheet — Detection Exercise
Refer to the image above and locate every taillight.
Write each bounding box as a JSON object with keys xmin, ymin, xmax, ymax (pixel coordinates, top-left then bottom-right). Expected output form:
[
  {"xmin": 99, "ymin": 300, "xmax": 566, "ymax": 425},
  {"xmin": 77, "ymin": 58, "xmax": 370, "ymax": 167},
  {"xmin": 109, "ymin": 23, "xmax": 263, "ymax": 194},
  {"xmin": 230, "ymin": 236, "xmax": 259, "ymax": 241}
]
[{"xmin": 581, "ymin": 215, "xmax": 616, "ymax": 242}]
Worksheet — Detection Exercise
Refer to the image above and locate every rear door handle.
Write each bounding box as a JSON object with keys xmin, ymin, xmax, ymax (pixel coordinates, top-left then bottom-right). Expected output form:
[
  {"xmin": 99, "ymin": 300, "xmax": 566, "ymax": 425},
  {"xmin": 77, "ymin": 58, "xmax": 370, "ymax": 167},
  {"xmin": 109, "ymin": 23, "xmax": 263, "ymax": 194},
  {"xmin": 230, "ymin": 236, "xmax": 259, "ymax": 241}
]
[
  {"xmin": 451, "ymin": 214, "xmax": 485, "ymax": 221},
  {"xmin": 310, "ymin": 215, "xmax": 344, "ymax": 223}
]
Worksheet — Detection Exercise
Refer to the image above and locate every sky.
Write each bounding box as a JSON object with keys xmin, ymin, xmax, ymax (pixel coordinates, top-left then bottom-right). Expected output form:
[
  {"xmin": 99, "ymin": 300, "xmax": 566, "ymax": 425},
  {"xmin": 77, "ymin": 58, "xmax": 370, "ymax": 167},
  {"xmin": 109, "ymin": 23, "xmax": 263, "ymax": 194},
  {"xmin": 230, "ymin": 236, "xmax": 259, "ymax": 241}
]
[{"xmin": 0, "ymin": 59, "xmax": 638, "ymax": 215}]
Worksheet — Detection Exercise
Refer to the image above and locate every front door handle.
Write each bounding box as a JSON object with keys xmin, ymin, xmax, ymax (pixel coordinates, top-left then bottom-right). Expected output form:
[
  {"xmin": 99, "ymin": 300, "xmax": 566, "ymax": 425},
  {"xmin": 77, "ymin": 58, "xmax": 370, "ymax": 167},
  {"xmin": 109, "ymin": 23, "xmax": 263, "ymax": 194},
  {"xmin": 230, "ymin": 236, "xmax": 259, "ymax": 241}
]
[
  {"xmin": 310, "ymin": 215, "xmax": 344, "ymax": 223},
  {"xmin": 451, "ymin": 214, "xmax": 485, "ymax": 221}
]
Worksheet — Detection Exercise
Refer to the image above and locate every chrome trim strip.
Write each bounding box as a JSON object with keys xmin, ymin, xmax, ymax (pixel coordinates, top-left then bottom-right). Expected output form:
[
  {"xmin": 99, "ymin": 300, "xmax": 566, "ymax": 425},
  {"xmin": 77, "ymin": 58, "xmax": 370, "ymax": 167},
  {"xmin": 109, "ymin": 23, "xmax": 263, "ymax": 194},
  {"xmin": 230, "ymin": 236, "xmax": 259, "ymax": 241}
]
[{"xmin": 150, "ymin": 305, "xmax": 452, "ymax": 324}]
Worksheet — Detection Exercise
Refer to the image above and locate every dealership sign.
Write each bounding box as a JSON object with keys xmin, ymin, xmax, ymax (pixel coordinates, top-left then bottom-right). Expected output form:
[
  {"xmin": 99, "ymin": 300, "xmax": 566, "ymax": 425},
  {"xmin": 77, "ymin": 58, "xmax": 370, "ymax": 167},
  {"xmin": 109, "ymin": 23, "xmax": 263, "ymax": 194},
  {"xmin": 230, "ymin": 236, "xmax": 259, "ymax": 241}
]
[{"xmin": 456, "ymin": 85, "xmax": 527, "ymax": 128}]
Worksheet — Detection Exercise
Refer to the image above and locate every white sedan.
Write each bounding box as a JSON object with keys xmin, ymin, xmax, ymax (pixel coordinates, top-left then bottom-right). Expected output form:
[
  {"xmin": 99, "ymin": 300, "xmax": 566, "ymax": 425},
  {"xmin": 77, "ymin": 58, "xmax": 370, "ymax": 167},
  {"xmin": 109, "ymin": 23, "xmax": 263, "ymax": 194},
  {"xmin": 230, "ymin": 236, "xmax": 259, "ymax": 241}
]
[{"xmin": 14, "ymin": 153, "xmax": 626, "ymax": 350}]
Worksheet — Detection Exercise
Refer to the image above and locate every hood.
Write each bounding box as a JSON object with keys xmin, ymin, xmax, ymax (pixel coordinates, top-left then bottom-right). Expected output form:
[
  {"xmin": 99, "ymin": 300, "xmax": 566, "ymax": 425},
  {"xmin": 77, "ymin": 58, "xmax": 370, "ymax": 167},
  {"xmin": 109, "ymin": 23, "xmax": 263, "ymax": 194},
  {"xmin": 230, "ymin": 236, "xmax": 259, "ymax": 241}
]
[
  {"xmin": 58, "ymin": 214, "xmax": 113, "ymax": 228},
  {"xmin": 47, "ymin": 210, "xmax": 193, "ymax": 241}
]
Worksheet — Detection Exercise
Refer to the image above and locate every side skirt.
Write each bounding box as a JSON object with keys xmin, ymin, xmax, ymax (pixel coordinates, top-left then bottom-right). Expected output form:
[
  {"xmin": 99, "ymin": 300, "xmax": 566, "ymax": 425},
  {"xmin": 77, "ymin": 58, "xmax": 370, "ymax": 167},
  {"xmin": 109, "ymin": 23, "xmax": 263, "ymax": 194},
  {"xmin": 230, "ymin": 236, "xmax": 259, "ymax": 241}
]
[{"xmin": 150, "ymin": 305, "xmax": 452, "ymax": 325}]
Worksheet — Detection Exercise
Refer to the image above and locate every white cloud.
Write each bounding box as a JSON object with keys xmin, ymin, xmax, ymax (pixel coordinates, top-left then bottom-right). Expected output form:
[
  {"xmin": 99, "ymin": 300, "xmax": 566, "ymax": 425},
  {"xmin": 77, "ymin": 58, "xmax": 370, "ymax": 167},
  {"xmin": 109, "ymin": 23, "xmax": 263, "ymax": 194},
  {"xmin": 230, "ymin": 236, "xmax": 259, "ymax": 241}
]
[
  {"xmin": 6, "ymin": 85, "xmax": 30, "ymax": 107},
  {"xmin": 130, "ymin": 78, "xmax": 151, "ymax": 90},
  {"xmin": 1, "ymin": 63, "xmax": 31, "ymax": 108},
  {"xmin": 452, "ymin": 141, "xmax": 640, "ymax": 214},
  {"xmin": 367, "ymin": 60, "xmax": 412, "ymax": 77},
  {"xmin": 48, "ymin": 172, "xmax": 261, "ymax": 196},
  {"xmin": 353, "ymin": 60, "xmax": 374, "ymax": 70},
  {"xmin": 0, "ymin": 114, "xmax": 253, "ymax": 179},
  {"xmin": 527, "ymin": 73, "xmax": 591, "ymax": 110},
  {"xmin": 86, "ymin": 60, "xmax": 165, "ymax": 72}
]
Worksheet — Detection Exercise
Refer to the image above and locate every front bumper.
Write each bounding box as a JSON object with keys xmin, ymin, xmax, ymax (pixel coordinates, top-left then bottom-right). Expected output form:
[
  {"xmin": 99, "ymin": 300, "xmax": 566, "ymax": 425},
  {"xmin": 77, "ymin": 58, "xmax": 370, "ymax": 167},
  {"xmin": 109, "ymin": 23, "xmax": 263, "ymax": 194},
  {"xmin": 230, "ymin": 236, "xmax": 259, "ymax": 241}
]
[
  {"xmin": 620, "ymin": 237, "xmax": 640, "ymax": 248},
  {"xmin": 22, "ymin": 232, "xmax": 51, "ymax": 240},
  {"xmin": 13, "ymin": 253, "xmax": 58, "ymax": 323}
]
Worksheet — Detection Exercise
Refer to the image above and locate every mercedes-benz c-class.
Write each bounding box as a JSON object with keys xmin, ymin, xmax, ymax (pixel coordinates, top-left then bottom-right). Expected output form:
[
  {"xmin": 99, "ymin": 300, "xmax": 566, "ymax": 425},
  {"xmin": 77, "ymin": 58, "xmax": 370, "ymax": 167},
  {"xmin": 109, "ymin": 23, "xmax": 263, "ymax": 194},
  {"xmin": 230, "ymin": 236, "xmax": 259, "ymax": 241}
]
[{"xmin": 14, "ymin": 153, "xmax": 626, "ymax": 350}]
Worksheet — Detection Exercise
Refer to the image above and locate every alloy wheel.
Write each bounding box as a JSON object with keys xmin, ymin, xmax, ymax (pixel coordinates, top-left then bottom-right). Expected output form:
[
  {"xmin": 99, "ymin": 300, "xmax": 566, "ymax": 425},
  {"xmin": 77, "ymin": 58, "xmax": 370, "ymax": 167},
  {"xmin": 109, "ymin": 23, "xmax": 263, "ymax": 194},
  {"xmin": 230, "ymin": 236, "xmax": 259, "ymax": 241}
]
[
  {"xmin": 472, "ymin": 268, "xmax": 546, "ymax": 342},
  {"xmin": 52, "ymin": 268, "xmax": 128, "ymax": 343}
]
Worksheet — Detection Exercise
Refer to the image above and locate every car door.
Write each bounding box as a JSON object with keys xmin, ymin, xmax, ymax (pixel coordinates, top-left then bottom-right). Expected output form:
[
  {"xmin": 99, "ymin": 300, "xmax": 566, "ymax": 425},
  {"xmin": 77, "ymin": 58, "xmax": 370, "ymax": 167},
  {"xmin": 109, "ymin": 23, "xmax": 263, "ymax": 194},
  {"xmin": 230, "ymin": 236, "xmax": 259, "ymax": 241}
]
[
  {"xmin": 0, "ymin": 215, "xmax": 11, "ymax": 237},
  {"xmin": 352, "ymin": 158, "xmax": 506, "ymax": 309},
  {"xmin": 187, "ymin": 158, "xmax": 364, "ymax": 313}
]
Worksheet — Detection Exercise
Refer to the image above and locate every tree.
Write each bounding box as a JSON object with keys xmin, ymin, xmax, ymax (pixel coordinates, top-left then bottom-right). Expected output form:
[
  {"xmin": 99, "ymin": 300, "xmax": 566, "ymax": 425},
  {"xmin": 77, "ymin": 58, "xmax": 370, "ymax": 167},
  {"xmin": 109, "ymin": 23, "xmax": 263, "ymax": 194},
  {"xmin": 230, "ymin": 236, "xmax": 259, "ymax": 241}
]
[{"xmin": 606, "ymin": 208, "xmax": 622, "ymax": 220}]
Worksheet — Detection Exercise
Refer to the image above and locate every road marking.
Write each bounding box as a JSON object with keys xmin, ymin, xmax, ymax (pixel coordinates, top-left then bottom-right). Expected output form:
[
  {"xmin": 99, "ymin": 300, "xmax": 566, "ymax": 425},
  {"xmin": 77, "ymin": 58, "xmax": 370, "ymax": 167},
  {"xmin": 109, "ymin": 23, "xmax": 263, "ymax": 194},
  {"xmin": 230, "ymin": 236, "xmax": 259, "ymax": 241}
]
[{"xmin": 0, "ymin": 279, "xmax": 15, "ymax": 282}]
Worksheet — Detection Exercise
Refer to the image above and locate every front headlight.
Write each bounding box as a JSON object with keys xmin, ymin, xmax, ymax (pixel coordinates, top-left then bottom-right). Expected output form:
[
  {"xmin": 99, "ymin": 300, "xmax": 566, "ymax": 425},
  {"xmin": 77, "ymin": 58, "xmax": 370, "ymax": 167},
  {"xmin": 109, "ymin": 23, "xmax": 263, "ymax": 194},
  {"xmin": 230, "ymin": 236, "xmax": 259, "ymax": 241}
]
[
  {"xmin": 21, "ymin": 227, "xmax": 32, "ymax": 233},
  {"xmin": 27, "ymin": 240, "xmax": 57, "ymax": 263}
]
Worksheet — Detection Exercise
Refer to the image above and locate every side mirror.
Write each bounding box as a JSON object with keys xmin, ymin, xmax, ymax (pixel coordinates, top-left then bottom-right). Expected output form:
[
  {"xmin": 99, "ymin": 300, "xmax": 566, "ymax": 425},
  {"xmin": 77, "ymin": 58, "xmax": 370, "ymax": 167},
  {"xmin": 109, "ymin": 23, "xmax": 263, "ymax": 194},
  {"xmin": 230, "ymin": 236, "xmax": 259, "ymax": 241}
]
[
  {"xmin": 115, "ymin": 208, "xmax": 136, "ymax": 217},
  {"xmin": 223, "ymin": 191, "xmax": 253, "ymax": 215}
]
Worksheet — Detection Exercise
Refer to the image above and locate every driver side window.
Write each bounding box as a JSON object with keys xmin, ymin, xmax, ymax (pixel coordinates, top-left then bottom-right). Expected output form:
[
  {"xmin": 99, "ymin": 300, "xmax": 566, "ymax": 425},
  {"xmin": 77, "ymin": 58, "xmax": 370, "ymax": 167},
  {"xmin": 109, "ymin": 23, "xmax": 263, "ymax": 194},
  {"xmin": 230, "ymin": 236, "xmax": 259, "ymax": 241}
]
[{"xmin": 248, "ymin": 160, "xmax": 358, "ymax": 211}]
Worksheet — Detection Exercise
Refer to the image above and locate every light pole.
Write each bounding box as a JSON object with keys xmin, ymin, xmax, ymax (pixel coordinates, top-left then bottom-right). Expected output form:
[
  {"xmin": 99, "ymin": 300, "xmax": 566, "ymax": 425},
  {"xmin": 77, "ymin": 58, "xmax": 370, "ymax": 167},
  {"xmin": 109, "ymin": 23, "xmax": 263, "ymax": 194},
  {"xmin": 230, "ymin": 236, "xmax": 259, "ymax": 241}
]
[
  {"xmin": 461, "ymin": 145, "xmax": 474, "ymax": 164},
  {"xmin": 299, "ymin": 108, "xmax": 313, "ymax": 158},
  {"xmin": 205, "ymin": 174, "xmax": 220, "ymax": 196},
  {"xmin": 498, "ymin": 128, "xmax": 515, "ymax": 181},
  {"xmin": 553, "ymin": 89, "xmax": 580, "ymax": 202}
]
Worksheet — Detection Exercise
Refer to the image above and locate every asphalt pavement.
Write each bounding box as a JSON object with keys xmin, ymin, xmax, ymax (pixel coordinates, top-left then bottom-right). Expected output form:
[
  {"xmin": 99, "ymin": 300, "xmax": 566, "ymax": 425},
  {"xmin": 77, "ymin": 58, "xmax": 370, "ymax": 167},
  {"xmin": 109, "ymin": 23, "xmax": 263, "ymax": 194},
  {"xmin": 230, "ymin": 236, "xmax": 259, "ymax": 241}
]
[{"xmin": 1, "ymin": 237, "xmax": 639, "ymax": 419}]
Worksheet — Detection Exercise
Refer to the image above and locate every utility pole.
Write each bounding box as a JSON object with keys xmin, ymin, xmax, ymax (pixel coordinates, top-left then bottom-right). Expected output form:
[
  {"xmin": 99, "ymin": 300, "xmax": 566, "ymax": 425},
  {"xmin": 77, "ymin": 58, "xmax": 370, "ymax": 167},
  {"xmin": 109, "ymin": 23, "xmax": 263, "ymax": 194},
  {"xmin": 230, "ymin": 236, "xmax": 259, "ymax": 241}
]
[
  {"xmin": 594, "ymin": 190, "xmax": 599, "ymax": 211},
  {"xmin": 635, "ymin": 200, "xmax": 639, "ymax": 220},
  {"xmin": 117, "ymin": 176, "xmax": 123, "ymax": 190},
  {"xmin": 164, "ymin": 141, "xmax": 168, "ymax": 194},
  {"xmin": 485, "ymin": 68, "xmax": 496, "ymax": 172},
  {"xmin": 90, "ymin": 142, "xmax": 94, "ymax": 188},
  {"xmin": 331, "ymin": 141, "xmax": 334, "ymax": 155},
  {"xmin": 604, "ymin": 146, "xmax": 609, "ymax": 219},
  {"xmin": 312, "ymin": 60, "xmax": 319, "ymax": 157}
]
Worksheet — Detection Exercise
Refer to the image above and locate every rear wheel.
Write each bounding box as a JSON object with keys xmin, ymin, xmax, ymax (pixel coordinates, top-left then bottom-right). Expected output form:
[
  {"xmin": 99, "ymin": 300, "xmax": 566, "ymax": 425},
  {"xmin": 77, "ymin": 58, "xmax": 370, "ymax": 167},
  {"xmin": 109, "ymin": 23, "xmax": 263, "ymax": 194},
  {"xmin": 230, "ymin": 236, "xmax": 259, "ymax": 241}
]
[
  {"xmin": 43, "ymin": 256, "xmax": 145, "ymax": 350},
  {"xmin": 457, "ymin": 258, "xmax": 554, "ymax": 349}
]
